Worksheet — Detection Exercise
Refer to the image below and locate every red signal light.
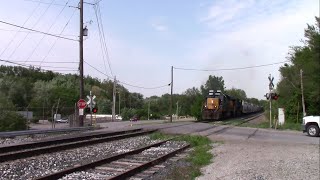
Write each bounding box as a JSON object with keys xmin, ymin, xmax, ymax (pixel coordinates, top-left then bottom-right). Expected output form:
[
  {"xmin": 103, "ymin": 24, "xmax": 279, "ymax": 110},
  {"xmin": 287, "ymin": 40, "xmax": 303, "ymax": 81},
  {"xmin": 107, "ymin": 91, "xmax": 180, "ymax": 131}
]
[
  {"xmin": 92, "ymin": 108, "xmax": 98, "ymax": 113},
  {"xmin": 272, "ymin": 93, "xmax": 279, "ymax": 100}
]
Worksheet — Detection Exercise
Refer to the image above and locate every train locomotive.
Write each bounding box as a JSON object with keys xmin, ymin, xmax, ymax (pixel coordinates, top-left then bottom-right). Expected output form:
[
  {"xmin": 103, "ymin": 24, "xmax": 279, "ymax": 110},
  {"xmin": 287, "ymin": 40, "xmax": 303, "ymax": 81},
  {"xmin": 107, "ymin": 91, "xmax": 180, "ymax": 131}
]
[{"xmin": 202, "ymin": 90, "xmax": 262, "ymax": 120}]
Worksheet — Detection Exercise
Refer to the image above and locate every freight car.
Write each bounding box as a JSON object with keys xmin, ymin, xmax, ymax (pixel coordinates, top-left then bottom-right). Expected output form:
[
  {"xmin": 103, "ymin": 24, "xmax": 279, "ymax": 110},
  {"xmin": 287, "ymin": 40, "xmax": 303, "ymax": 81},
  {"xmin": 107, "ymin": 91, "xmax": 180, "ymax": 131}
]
[{"xmin": 202, "ymin": 90, "xmax": 262, "ymax": 120}]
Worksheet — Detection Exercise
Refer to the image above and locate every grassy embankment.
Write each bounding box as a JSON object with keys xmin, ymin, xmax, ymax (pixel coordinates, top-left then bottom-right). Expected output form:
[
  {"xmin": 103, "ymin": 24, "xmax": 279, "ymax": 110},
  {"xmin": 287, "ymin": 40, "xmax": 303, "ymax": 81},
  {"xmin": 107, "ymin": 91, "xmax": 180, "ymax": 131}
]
[
  {"xmin": 210, "ymin": 113, "xmax": 301, "ymax": 131},
  {"xmin": 149, "ymin": 132, "xmax": 215, "ymax": 179}
]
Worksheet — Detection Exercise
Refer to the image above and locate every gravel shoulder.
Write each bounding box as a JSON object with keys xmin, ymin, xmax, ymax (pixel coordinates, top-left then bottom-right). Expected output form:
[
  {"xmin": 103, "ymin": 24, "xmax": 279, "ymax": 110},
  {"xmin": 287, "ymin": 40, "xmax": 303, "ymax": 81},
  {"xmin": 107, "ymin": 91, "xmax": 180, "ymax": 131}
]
[{"xmin": 197, "ymin": 139, "xmax": 320, "ymax": 180}]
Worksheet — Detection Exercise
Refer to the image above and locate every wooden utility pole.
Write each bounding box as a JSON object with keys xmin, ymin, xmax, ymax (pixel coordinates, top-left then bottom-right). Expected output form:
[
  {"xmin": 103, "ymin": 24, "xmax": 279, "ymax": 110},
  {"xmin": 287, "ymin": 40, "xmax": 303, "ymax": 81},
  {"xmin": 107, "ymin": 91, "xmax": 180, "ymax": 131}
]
[
  {"xmin": 148, "ymin": 100, "xmax": 150, "ymax": 120},
  {"xmin": 118, "ymin": 91, "xmax": 121, "ymax": 115},
  {"xmin": 79, "ymin": 0, "xmax": 84, "ymax": 126},
  {"xmin": 300, "ymin": 69, "xmax": 306, "ymax": 117},
  {"xmin": 170, "ymin": 66, "xmax": 173, "ymax": 122},
  {"xmin": 112, "ymin": 77, "xmax": 116, "ymax": 121}
]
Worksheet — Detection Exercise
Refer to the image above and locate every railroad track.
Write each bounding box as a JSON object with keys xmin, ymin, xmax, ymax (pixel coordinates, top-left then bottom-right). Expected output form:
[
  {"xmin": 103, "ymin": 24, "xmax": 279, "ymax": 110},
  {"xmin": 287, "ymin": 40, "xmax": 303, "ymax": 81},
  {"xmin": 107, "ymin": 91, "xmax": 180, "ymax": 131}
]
[
  {"xmin": 33, "ymin": 139, "xmax": 189, "ymax": 180},
  {"xmin": 0, "ymin": 128, "xmax": 155, "ymax": 162},
  {"xmin": 0, "ymin": 127, "xmax": 97, "ymax": 138}
]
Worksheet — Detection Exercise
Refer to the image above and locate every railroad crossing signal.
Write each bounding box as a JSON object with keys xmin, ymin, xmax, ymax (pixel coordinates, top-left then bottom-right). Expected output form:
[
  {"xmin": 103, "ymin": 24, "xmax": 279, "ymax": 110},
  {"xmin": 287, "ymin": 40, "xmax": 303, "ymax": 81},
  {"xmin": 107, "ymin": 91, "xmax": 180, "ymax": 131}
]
[
  {"xmin": 268, "ymin": 75, "xmax": 274, "ymax": 90},
  {"xmin": 86, "ymin": 95, "xmax": 96, "ymax": 107}
]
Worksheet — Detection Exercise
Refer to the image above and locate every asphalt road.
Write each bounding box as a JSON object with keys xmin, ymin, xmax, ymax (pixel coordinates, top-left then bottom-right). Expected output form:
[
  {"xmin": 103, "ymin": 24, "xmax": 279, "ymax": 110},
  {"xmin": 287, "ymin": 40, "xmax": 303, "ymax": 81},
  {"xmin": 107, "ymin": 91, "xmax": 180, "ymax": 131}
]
[{"xmin": 30, "ymin": 119, "xmax": 319, "ymax": 145}]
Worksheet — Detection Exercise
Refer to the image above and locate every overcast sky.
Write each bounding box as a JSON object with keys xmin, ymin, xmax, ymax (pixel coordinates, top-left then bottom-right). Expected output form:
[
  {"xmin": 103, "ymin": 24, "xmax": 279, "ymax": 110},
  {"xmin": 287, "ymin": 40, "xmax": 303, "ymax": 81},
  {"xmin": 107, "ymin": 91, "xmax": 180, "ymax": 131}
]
[{"xmin": 0, "ymin": 0, "xmax": 319, "ymax": 99}]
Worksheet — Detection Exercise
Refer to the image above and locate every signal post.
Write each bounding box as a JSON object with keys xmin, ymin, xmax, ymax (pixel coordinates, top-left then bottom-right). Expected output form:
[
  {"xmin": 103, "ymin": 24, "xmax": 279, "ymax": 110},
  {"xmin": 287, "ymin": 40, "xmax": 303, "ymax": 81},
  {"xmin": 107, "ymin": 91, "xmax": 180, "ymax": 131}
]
[{"xmin": 268, "ymin": 74, "xmax": 274, "ymax": 128}]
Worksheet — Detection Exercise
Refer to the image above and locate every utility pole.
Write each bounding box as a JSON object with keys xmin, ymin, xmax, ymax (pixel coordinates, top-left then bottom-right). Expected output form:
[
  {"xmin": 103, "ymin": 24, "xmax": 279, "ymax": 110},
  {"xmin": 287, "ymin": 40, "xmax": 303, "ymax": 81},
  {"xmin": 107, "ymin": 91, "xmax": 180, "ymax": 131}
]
[
  {"xmin": 170, "ymin": 66, "xmax": 173, "ymax": 122},
  {"xmin": 176, "ymin": 101, "xmax": 179, "ymax": 120},
  {"xmin": 79, "ymin": 0, "xmax": 84, "ymax": 127},
  {"xmin": 90, "ymin": 91, "xmax": 93, "ymax": 126},
  {"xmin": 112, "ymin": 76, "xmax": 116, "ymax": 121},
  {"xmin": 118, "ymin": 91, "xmax": 121, "ymax": 115},
  {"xmin": 300, "ymin": 69, "xmax": 306, "ymax": 116},
  {"xmin": 148, "ymin": 100, "xmax": 150, "ymax": 120}
]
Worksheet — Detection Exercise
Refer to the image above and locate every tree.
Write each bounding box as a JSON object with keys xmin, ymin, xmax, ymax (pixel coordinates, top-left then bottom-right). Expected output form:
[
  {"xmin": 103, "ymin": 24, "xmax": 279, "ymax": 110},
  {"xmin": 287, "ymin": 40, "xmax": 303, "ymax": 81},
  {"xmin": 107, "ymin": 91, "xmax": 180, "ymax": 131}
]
[
  {"xmin": 200, "ymin": 75, "xmax": 225, "ymax": 96},
  {"xmin": 225, "ymin": 88, "xmax": 247, "ymax": 100},
  {"xmin": 277, "ymin": 17, "xmax": 320, "ymax": 123}
]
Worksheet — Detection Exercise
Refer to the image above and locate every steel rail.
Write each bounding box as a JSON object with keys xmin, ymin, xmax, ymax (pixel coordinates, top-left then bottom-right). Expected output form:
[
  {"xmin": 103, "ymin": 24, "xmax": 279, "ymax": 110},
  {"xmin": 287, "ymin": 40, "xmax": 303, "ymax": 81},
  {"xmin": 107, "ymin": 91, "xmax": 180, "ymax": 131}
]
[
  {"xmin": 0, "ymin": 126, "xmax": 97, "ymax": 138},
  {"xmin": 0, "ymin": 129, "xmax": 156, "ymax": 163},
  {"xmin": 109, "ymin": 143, "xmax": 190, "ymax": 180},
  {"xmin": 0, "ymin": 128, "xmax": 142, "ymax": 154},
  {"xmin": 35, "ymin": 139, "xmax": 174, "ymax": 180}
]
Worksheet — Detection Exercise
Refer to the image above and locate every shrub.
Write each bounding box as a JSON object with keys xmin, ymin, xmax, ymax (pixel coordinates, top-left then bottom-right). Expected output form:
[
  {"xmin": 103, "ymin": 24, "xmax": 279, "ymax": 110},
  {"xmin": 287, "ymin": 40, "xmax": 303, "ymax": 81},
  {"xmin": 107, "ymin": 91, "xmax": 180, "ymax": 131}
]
[{"xmin": 0, "ymin": 111, "xmax": 27, "ymax": 131}]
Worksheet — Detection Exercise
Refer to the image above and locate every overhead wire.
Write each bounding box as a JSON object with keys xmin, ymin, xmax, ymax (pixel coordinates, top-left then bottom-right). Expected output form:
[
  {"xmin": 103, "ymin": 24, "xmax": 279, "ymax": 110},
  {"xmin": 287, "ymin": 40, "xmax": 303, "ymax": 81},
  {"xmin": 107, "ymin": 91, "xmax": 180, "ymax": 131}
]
[
  {"xmin": 173, "ymin": 61, "xmax": 290, "ymax": 71},
  {"xmin": 7, "ymin": 60, "xmax": 78, "ymax": 64},
  {"xmin": 22, "ymin": 0, "xmax": 71, "ymax": 6},
  {"xmin": 24, "ymin": 0, "xmax": 71, "ymax": 64},
  {"xmin": 0, "ymin": 20, "xmax": 78, "ymax": 42},
  {"xmin": 84, "ymin": 60, "xmax": 170, "ymax": 89},
  {"xmin": 0, "ymin": 59, "xmax": 78, "ymax": 72},
  {"xmin": 93, "ymin": 4, "xmax": 109, "ymax": 77},
  {"xmin": 97, "ymin": 2, "xmax": 113, "ymax": 76},
  {"xmin": 4, "ymin": 0, "xmax": 57, "ymax": 60},
  {"xmin": 0, "ymin": 28, "xmax": 77, "ymax": 36},
  {"xmin": 93, "ymin": 1, "xmax": 114, "ymax": 76},
  {"xmin": 38, "ymin": 8, "xmax": 78, "ymax": 66},
  {"xmin": 0, "ymin": 1, "xmax": 41, "ymax": 57}
]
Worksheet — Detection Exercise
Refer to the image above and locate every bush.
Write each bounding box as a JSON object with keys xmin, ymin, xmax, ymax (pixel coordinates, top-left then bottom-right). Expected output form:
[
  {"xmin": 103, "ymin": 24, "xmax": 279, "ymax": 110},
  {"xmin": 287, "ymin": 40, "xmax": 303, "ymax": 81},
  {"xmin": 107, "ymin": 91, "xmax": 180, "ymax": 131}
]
[{"xmin": 0, "ymin": 111, "xmax": 27, "ymax": 131}]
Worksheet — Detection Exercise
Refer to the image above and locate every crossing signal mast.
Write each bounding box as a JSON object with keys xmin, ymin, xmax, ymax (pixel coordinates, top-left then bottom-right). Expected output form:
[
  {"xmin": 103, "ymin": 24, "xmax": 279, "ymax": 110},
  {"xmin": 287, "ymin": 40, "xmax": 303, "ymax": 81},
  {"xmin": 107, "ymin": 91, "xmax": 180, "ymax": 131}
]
[{"xmin": 268, "ymin": 74, "xmax": 274, "ymax": 128}]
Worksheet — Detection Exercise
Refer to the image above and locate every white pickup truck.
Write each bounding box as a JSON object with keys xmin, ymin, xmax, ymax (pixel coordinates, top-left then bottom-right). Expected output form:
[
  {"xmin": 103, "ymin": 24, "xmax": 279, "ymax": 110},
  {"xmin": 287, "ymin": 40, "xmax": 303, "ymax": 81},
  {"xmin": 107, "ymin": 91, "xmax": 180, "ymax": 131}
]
[{"xmin": 302, "ymin": 116, "xmax": 320, "ymax": 137}]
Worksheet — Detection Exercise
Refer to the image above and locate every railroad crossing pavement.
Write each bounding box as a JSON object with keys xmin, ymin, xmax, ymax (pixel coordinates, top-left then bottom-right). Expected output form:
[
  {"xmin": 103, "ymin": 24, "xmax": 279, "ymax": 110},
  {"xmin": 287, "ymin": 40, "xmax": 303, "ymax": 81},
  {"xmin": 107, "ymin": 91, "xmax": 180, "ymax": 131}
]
[{"xmin": 30, "ymin": 120, "xmax": 319, "ymax": 145}]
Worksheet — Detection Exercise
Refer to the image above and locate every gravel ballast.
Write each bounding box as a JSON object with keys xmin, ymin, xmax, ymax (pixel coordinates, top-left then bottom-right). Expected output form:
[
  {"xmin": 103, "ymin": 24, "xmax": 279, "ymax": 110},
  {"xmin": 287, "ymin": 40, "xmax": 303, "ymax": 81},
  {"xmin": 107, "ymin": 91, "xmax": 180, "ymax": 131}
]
[
  {"xmin": 0, "ymin": 132, "xmax": 87, "ymax": 146},
  {"xmin": 60, "ymin": 141, "xmax": 188, "ymax": 180},
  {"xmin": 0, "ymin": 136, "xmax": 162, "ymax": 180},
  {"xmin": 197, "ymin": 140, "xmax": 320, "ymax": 180}
]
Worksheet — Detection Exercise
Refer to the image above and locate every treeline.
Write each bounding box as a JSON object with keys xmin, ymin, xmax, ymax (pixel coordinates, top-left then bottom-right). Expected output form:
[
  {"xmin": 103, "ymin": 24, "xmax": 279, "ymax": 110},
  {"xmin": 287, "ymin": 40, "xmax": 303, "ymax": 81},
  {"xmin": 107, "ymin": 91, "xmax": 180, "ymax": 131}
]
[
  {"xmin": 0, "ymin": 64, "xmax": 264, "ymax": 130},
  {"xmin": 275, "ymin": 17, "xmax": 320, "ymax": 123}
]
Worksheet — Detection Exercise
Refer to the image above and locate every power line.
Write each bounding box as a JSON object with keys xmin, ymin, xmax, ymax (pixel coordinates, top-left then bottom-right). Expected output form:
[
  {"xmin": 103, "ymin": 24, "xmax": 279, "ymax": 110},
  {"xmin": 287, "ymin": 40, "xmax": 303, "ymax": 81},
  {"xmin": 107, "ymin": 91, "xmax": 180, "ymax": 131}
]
[
  {"xmin": 174, "ymin": 61, "xmax": 290, "ymax": 71},
  {"xmin": 0, "ymin": 20, "xmax": 78, "ymax": 42},
  {"xmin": 84, "ymin": 60, "xmax": 170, "ymax": 89},
  {"xmin": 97, "ymin": 3, "xmax": 113, "ymax": 76},
  {"xmin": 93, "ymin": 2, "xmax": 114, "ymax": 76},
  {"xmin": 39, "ymin": 8, "xmax": 78, "ymax": 66},
  {"xmin": 0, "ymin": 28, "xmax": 77, "ymax": 36},
  {"xmin": 5, "ymin": 0, "xmax": 57, "ymax": 60},
  {"xmin": 22, "ymin": 0, "xmax": 70, "ymax": 6},
  {"xmin": 6, "ymin": 60, "xmax": 78, "ymax": 64},
  {"xmin": 0, "ymin": 59, "xmax": 77, "ymax": 71},
  {"xmin": 25, "ymin": 0, "xmax": 71, "ymax": 63},
  {"xmin": 0, "ymin": 1, "xmax": 41, "ymax": 57},
  {"xmin": 93, "ymin": 4, "xmax": 109, "ymax": 77}
]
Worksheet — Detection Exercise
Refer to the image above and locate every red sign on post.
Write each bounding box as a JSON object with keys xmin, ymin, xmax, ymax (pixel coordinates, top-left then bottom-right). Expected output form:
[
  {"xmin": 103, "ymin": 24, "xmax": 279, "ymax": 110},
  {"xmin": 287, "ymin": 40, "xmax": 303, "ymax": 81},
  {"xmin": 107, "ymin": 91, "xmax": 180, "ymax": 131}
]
[{"xmin": 77, "ymin": 99, "xmax": 87, "ymax": 109}]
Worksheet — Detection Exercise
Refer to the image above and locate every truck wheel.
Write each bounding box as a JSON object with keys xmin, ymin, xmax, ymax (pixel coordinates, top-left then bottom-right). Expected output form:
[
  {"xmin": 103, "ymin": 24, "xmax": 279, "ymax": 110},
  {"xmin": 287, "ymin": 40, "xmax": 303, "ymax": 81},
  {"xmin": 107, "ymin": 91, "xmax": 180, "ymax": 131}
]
[{"xmin": 307, "ymin": 125, "xmax": 320, "ymax": 137}]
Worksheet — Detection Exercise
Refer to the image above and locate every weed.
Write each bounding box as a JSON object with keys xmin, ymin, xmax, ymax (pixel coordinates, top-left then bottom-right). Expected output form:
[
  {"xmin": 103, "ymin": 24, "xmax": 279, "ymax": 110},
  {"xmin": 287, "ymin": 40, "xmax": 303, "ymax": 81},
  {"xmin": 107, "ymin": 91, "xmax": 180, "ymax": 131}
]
[{"xmin": 149, "ymin": 132, "xmax": 213, "ymax": 180}]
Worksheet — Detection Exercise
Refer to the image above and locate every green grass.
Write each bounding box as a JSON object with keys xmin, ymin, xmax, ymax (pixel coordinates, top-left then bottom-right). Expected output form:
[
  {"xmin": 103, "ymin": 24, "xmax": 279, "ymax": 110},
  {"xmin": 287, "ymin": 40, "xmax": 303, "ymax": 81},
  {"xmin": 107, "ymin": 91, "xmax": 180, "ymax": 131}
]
[
  {"xmin": 239, "ymin": 121, "xmax": 301, "ymax": 131},
  {"xmin": 239, "ymin": 121, "xmax": 270, "ymax": 128},
  {"xmin": 149, "ymin": 132, "xmax": 213, "ymax": 180},
  {"xmin": 277, "ymin": 122, "xmax": 301, "ymax": 131}
]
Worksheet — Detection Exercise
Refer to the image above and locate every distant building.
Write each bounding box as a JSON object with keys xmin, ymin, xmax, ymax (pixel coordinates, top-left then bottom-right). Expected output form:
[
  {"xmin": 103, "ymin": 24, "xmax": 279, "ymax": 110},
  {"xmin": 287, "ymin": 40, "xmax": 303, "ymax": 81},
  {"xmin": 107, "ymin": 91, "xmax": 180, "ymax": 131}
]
[{"xmin": 17, "ymin": 111, "xmax": 33, "ymax": 120}]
